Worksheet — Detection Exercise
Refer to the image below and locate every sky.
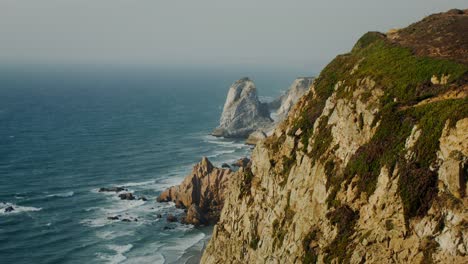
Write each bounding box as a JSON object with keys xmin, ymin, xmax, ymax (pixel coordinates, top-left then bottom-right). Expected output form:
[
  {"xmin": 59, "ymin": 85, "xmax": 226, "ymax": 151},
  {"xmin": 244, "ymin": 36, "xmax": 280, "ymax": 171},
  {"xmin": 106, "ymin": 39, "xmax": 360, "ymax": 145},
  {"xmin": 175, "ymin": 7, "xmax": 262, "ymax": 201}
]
[{"xmin": 0, "ymin": 0, "xmax": 466, "ymax": 72}]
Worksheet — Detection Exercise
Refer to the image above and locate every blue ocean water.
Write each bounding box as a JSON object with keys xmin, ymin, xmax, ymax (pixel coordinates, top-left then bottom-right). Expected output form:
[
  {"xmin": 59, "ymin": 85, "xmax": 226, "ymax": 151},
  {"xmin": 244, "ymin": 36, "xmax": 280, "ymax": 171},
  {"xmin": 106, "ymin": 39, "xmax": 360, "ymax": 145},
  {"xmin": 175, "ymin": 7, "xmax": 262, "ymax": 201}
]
[{"xmin": 0, "ymin": 65, "xmax": 302, "ymax": 263}]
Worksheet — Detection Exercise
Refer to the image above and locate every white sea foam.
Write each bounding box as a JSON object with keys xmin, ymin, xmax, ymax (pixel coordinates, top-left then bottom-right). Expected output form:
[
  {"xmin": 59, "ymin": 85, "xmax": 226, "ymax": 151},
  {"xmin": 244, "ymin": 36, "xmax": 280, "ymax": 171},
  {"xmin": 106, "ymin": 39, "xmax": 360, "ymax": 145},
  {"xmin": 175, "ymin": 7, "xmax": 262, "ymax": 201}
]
[
  {"xmin": 207, "ymin": 149, "xmax": 236, "ymax": 158},
  {"xmin": 97, "ymin": 244, "xmax": 133, "ymax": 264},
  {"xmin": 96, "ymin": 230, "xmax": 135, "ymax": 240},
  {"xmin": 119, "ymin": 180, "xmax": 155, "ymax": 187},
  {"xmin": 0, "ymin": 202, "xmax": 42, "ymax": 215},
  {"xmin": 159, "ymin": 232, "xmax": 206, "ymax": 263},
  {"xmin": 124, "ymin": 255, "xmax": 165, "ymax": 264},
  {"xmin": 46, "ymin": 191, "xmax": 74, "ymax": 198}
]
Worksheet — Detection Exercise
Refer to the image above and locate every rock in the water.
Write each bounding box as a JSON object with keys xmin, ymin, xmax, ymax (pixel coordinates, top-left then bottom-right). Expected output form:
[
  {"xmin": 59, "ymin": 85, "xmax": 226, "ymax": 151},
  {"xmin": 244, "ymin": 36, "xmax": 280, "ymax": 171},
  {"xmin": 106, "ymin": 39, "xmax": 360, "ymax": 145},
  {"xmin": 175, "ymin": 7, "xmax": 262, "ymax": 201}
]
[
  {"xmin": 121, "ymin": 218, "xmax": 132, "ymax": 222},
  {"xmin": 221, "ymin": 163, "xmax": 231, "ymax": 169},
  {"xmin": 118, "ymin": 193, "xmax": 135, "ymax": 200},
  {"xmin": 4, "ymin": 206, "xmax": 14, "ymax": 213},
  {"xmin": 212, "ymin": 78, "xmax": 273, "ymax": 138},
  {"xmin": 232, "ymin": 157, "xmax": 251, "ymax": 168},
  {"xmin": 99, "ymin": 187, "xmax": 126, "ymax": 193},
  {"xmin": 107, "ymin": 216, "xmax": 119, "ymax": 220},
  {"xmin": 138, "ymin": 196, "xmax": 148, "ymax": 201},
  {"xmin": 157, "ymin": 157, "xmax": 233, "ymax": 224},
  {"xmin": 166, "ymin": 214, "xmax": 177, "ymax": 222},
  {"xmin": 182, "ymin": 204, "xmax": 207, "ymax": 226}
]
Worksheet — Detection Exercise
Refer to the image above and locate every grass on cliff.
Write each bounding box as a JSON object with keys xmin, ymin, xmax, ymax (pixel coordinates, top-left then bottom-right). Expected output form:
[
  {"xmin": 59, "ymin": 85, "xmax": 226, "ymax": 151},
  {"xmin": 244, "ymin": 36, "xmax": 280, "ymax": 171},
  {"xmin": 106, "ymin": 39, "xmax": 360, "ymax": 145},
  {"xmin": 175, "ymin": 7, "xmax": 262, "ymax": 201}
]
[
  {"xmin": 349, "ymin": 32, "xmax": 467, "ymax": 104},
  {"xmin": 323, "ymin": 205, "xmax": 359, "ymax": 264},
  {"xmin": 316, "ymin": 31, "xmax": 468, "ymax": 221}
]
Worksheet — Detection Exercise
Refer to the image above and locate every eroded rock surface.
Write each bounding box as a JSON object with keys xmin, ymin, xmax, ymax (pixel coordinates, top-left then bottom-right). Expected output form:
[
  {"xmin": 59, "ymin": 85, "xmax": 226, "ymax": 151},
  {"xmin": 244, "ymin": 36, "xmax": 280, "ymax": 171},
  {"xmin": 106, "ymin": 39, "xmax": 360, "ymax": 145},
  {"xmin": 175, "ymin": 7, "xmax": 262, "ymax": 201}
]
[
  {"xmin": 157, "ymin": 157, "xmax": 233, "ymax": 225},
  {"xmin": 212, "ymin": 78, "xmax": 272, "ymax": 138},
  {"xmin": 202, "ymin": 10, "xmax": 468, "ymax": 264}
]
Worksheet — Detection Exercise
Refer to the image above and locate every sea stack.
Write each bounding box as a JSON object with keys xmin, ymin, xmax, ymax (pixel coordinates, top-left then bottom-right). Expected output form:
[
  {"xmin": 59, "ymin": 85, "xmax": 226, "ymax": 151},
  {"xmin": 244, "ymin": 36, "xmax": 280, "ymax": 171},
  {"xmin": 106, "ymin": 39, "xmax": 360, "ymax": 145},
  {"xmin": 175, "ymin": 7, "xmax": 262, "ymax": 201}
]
[
  {"xmin": 271, "ymin": 77, "xmax": 314, "ymax": 121},
  {"xmin": 157, "ymin": 157, "xmax": 233, "ymax": 225},
  {"xmin": 212, "ymin": 78, "xmax": 273, "ymax": 138}
]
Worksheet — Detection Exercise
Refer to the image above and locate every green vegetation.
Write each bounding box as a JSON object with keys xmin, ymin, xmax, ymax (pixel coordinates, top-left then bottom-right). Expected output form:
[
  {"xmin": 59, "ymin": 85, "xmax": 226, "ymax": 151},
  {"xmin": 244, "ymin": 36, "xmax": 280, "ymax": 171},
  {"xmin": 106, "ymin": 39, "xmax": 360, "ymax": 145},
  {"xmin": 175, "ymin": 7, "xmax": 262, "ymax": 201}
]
[
  {"xmin": 249, "ymin": 235, "xmax": 260, "ymax": 250},
  {"xmin": 385, "ymin": 219, "xmax": 394, "ymax": 231},
  {"xmin": 239, "ymin": 167, "xmax": 254, "ymax": 199},
  {"xmin": 348, "ymin": 32, "xmax": 467, "ymax": 104},
  {"xmin": 302, "ymin": 230, "xmax": 319, "ymax": 264},
  {"xmin": 323, "ymin": 205, "xmax": 359, "ymax": 263},
  {"xmin": 307, "ymin": 117, "xmax": 333, "ymax": 162}
]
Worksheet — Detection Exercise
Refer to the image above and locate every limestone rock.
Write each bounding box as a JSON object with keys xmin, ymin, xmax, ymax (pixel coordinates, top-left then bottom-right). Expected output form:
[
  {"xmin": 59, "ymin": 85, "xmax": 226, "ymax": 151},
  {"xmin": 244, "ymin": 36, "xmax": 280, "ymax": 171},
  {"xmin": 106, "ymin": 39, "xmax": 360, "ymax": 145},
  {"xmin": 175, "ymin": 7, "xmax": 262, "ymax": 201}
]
[
  {"xmin": 271, "ymin": 77, "xmax": 314, "ymax": 122},
  {"xmin": 245, "ymin": 130, "xmax": 267, "ymax": 145},
  {"xmin": 212, "ymin": 78, "xmax": 272, "ymax": 138},
  {"xmin": 157, "ymin": 157, "xmax": 233, "ymax": 224}
]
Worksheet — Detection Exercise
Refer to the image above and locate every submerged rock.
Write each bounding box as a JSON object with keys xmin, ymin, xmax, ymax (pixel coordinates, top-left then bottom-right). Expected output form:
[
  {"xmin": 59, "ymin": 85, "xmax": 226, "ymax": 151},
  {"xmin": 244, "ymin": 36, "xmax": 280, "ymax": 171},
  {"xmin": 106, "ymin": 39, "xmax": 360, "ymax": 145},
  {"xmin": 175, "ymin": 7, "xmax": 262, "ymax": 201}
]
[
  {"xmin": 118, "ymin": 193, "xmax": 135, "ymax": 200},
  {"xmin": 99, "ymin": 187, "xmax": 126, "ymax": 193},
  {"xmin": 166, "ymin": 214, "xmax": 177, "ymax": 223},
  {"xmin": 4, "ymin": 206, "xmax": 14, "ymax": 213},
  {"xmin": 212, "ymin": 78, "xmax": 273, "ymax": 138}
]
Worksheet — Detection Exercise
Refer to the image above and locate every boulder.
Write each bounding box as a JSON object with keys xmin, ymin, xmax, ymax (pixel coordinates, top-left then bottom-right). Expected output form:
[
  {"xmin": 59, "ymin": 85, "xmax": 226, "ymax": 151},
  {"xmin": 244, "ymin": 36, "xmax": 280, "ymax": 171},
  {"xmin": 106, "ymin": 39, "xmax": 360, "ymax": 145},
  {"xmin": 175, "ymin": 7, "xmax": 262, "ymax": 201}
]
[
  {"xmin": 118, "ymin": 193, "xmax": 135, "ymax": 200},
  {"xmin": 4, "ymin": 206, "xmax": 14, "ymax": 213},
  {"xmin": 212, "ymin": 78, "xmax": 273, "ymax": 138},
  {"xmin": 221, "ymin": 163, "xmax": 231, "ymax": 169},
  {"xmin": 107, "ymin": 216, "xmax": 119, "ymax": 220},
  {"xmin": 166, "ymin": 214, "xmax": 178, "ymax": 222},
  {"xmin": 246, "ymin": 130, "xmax": 267, "ymax": 145}
]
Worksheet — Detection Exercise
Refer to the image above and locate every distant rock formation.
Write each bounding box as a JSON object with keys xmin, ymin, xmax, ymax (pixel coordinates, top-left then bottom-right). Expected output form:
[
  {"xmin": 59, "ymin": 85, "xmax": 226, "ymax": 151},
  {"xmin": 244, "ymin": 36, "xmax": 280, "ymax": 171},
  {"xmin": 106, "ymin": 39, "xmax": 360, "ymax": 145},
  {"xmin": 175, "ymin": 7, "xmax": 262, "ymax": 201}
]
[
  {"xmin": 157, "ymin": 157, "xmax": 233, "ymax": 225},
  {"xmin": 271, "ymin": 77, "xmax": 314, "ymax": 121},
  {"xmin": 246, "ymin": 77, "xmax": 314, "ymax": 144},
  {"xmin": 212, "ymin": 78, "xmax": 273, "ymax": 138}
]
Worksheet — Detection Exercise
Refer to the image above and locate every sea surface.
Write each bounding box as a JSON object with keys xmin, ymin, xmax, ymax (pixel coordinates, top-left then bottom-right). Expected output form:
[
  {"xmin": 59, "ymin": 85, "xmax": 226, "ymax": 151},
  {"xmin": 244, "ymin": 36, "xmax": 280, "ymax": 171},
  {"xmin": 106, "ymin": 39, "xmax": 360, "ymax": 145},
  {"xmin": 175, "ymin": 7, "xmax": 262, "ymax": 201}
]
[{"xmin": 0, "ymin": 65, "xmax": 303, "ymax": 263}]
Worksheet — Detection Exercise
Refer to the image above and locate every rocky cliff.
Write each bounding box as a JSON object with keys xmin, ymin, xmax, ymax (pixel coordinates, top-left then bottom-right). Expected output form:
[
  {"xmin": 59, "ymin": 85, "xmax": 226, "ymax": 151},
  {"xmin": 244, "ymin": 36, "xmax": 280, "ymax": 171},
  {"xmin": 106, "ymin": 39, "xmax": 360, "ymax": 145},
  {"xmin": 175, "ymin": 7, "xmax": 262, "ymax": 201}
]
[
  {"xmin": 212, "ymin": 78, "xmax": 273, "ymax": 138},
  {"xmin": 157, "ymin": 157, "xmax": 233, "ymax": 225},
  {"xmin": 202, "ymin": 10, "xmax": 468, "ymax": 264}
]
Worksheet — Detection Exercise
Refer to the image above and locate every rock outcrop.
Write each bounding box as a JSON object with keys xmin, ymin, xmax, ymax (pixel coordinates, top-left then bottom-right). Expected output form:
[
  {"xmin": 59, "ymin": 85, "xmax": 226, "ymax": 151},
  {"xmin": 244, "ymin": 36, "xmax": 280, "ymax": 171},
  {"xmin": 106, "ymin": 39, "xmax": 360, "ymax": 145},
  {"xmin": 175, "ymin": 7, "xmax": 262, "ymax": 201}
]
[
  {"xmin": 212, "ymin": 78, "xmax": 273, "ymax": 138},
  {"xmin": 270, "ymin": 77, "xmax": 314, "ymax": 122},
  {"xmin": 157, "ymin": 157, "xmax": 233, "ymax": 225},
  {"xmin": 245, "ymin": 77, "xmax": 314, "ymax": 145},
  {"xmin": 202, "ymin": 10, "xmax": 468, "ymax": 264}
]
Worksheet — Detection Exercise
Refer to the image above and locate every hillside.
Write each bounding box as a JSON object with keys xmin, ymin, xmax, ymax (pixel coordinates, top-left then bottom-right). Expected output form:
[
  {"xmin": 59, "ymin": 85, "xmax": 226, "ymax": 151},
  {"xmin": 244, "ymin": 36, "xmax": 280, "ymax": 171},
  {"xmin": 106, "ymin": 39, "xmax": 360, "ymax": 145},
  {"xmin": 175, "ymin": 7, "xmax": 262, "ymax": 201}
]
[{"xmin": 201, "ymin": 9, "xmax": 468, "ymax": 264}]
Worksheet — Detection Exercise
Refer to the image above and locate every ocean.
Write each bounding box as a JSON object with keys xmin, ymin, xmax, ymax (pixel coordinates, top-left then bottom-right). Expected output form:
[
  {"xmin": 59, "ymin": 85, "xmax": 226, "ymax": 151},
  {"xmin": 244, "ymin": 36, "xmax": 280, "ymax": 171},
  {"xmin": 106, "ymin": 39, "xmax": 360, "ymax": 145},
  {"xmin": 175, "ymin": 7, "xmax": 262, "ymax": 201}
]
[{"xmin": 0, "ymin": 65, "xmax": 303, "ymax": 263}]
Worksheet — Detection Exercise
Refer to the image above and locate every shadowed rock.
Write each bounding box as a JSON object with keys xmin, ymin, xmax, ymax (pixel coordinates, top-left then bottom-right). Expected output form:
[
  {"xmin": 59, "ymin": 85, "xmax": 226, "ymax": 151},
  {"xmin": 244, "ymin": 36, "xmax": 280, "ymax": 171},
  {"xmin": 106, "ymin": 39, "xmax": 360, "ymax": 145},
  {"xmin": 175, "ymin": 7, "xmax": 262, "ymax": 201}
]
[{"xmin": 157, "ymin": 157, "xmax": 233, "ymax": 225}]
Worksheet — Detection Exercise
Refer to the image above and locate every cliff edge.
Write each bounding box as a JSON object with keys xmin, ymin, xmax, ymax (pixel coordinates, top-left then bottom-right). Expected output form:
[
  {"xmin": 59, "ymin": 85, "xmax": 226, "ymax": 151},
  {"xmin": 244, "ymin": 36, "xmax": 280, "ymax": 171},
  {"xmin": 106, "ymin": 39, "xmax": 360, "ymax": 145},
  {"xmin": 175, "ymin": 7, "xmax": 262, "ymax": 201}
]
[{"xmin": 202, "ymin": 9, "xmax": 468, "ymax": 264}]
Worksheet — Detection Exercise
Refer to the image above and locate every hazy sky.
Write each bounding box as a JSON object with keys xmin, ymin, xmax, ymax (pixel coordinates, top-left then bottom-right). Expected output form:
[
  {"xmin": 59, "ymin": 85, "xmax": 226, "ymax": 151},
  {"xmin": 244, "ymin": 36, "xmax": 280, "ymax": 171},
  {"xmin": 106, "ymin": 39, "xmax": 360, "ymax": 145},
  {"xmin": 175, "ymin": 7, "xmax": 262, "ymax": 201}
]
[{"xmin": 1, "ymin": 0, "xmax": 466, "ymax": 71}]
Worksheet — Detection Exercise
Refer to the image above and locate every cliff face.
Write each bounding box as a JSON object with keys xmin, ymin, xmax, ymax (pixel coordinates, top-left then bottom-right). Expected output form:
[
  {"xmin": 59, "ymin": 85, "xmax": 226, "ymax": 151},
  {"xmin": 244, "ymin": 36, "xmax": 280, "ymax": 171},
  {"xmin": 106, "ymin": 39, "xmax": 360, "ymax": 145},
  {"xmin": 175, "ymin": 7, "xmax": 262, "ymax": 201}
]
[
  {"xmin": 212, "ymin": 78, "xmax": 273, "ymax": 138},
  {"xmin": 202, "ymin": 10, "xmax": 468, "ymax": 264}
]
